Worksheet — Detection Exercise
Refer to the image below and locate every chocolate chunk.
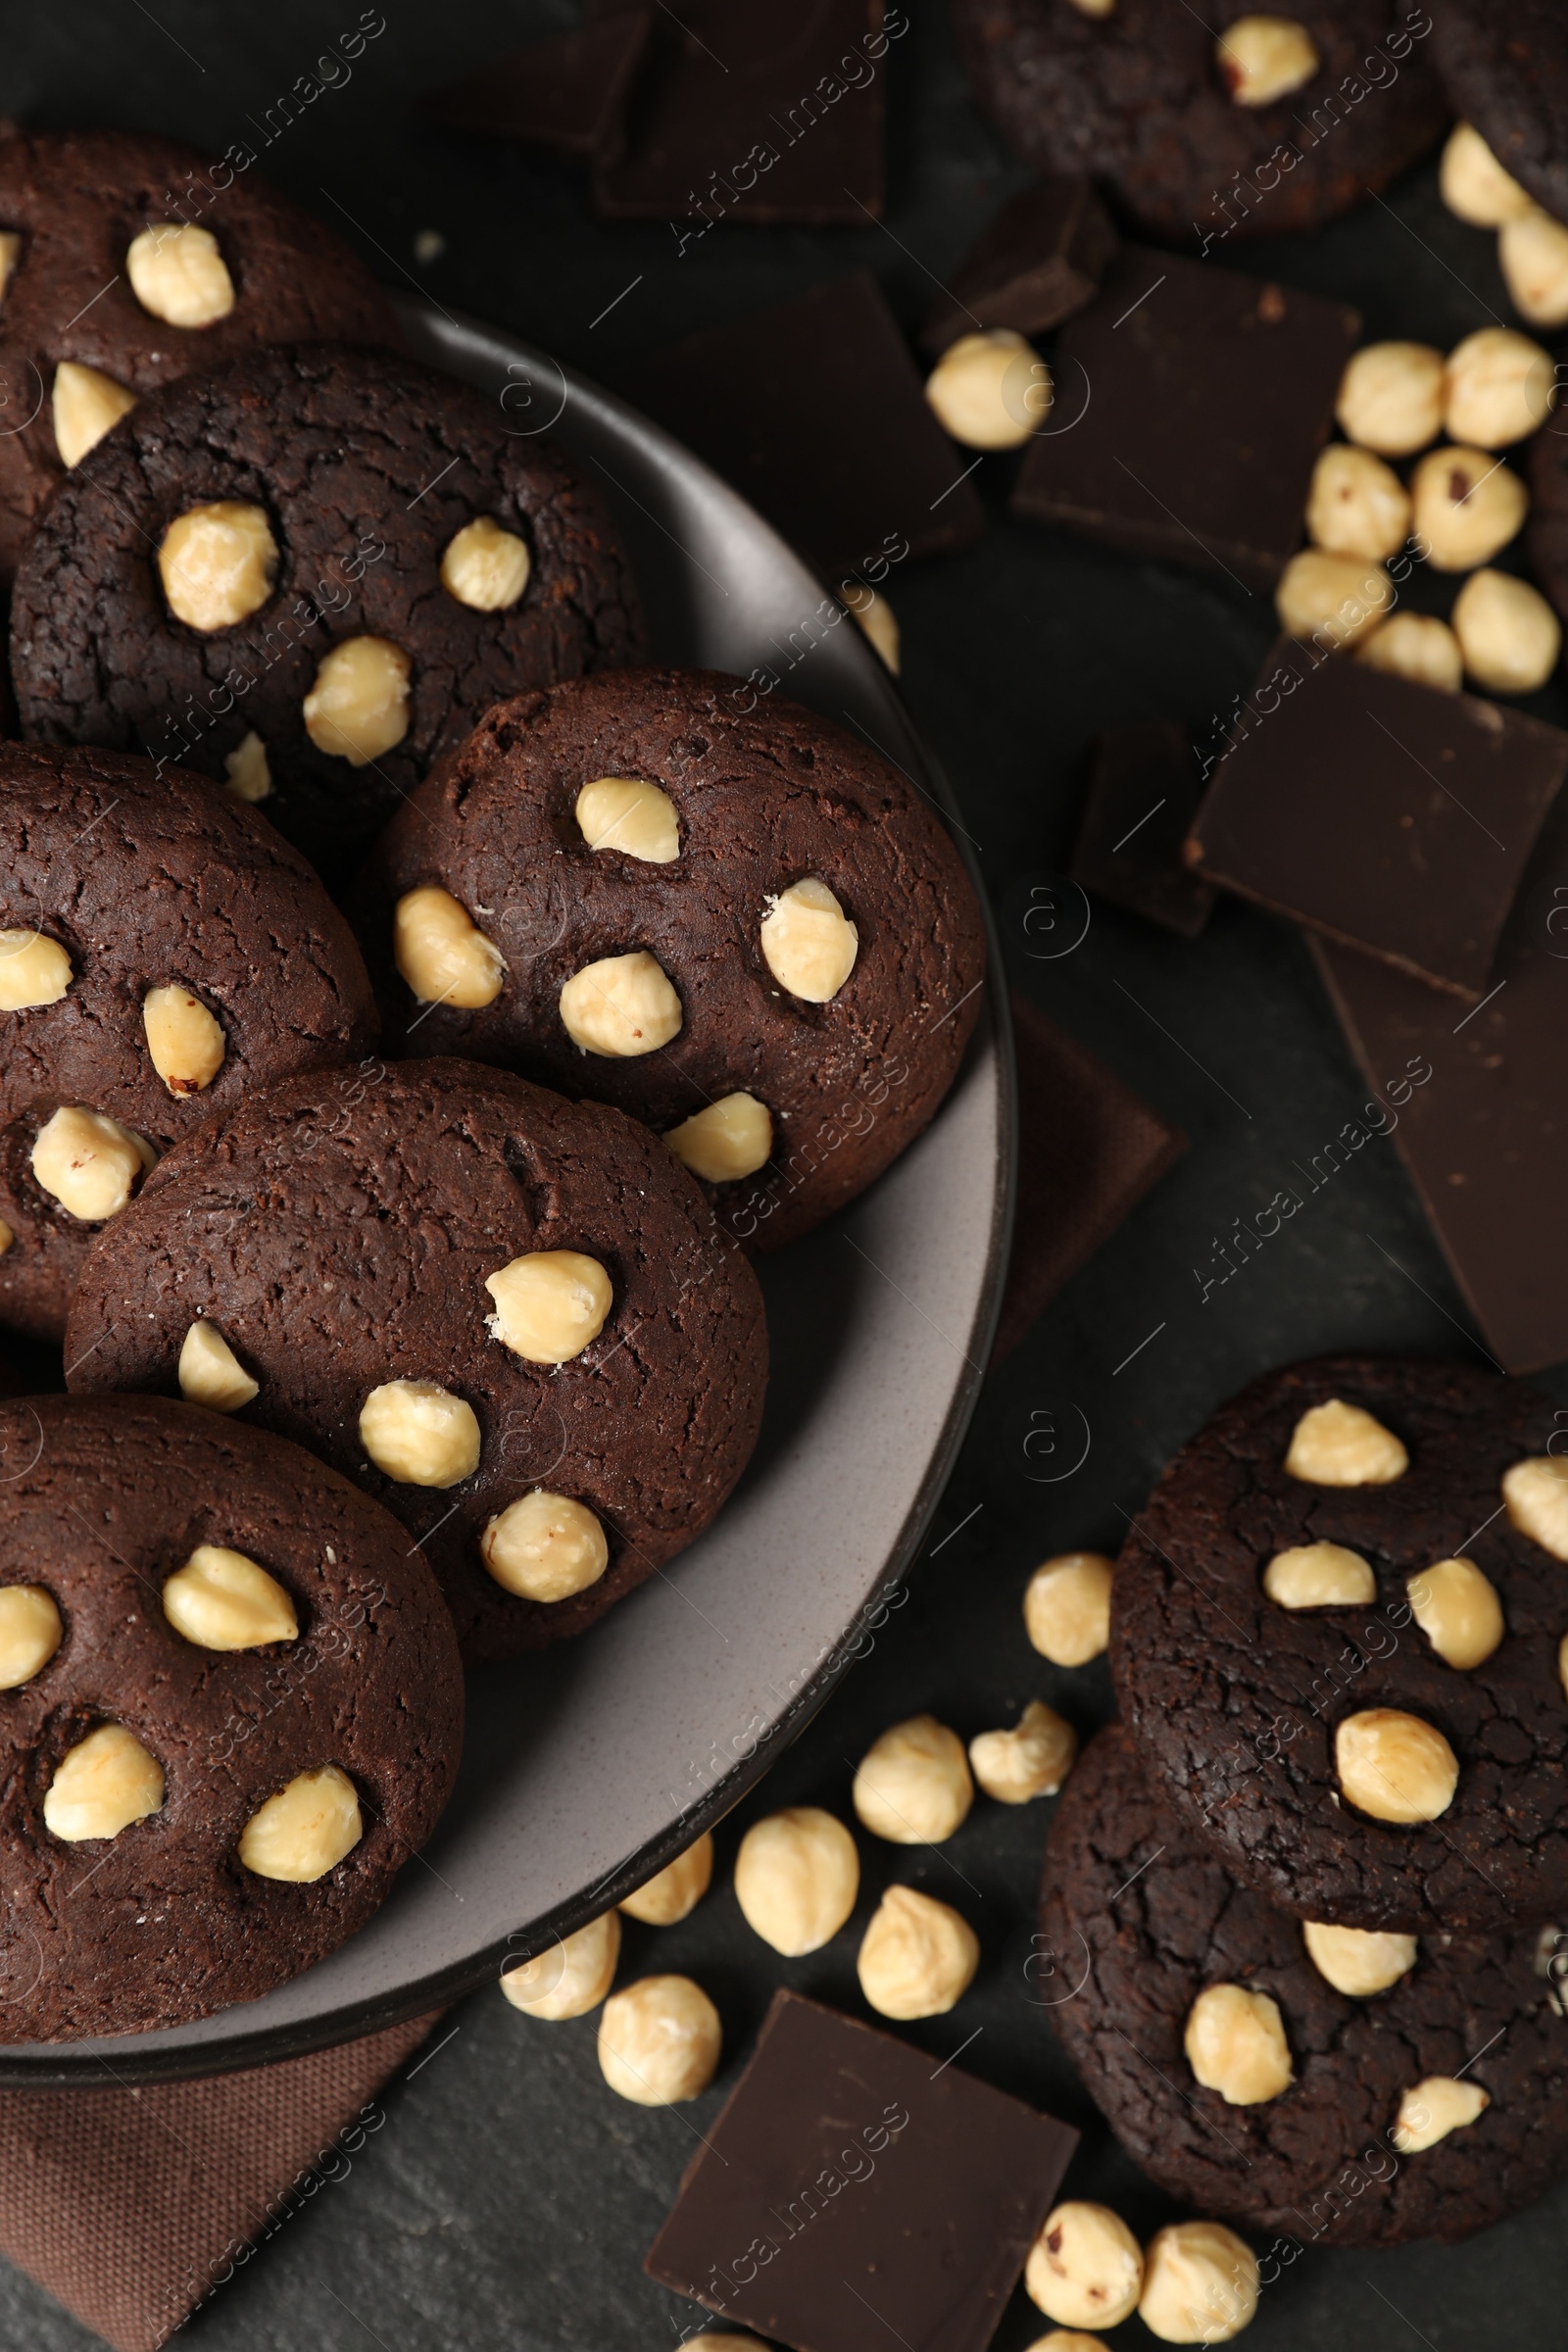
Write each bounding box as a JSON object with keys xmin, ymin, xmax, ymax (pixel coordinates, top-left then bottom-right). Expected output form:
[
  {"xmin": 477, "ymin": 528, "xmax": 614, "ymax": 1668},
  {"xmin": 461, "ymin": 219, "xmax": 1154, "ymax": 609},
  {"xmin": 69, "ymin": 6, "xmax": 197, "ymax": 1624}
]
[
  {"xmin": 1189, "ymin": 638, "xmax": 1568, "ymax": 998},
  {"xmin": 423, "ymin": 10, "xmax": 653, "ymax": 161},
  {"xmin": 919, "ymin": 174, "xmax": 1116, "ymax": 357},
  {"xmin": 645, "ymin": 1987, "xmax": 1077, "ymax": 2352},
  {"xmin": 1069, "ymin": 719, "xmax": 1214, "ymax": 938},
  {"xmin": 1010, "ymin": 248, "xmax": 1360, "ymax": 591}
]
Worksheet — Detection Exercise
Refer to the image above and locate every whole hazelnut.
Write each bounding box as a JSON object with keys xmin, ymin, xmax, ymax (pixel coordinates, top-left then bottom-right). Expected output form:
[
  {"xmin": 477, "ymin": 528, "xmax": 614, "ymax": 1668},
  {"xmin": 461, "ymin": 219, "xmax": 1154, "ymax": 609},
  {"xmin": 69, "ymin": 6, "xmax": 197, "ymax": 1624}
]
[
  {"xmin": 43, "ymin": 1722, "xmax": 165, "ymax": 1842},
  {"xmin": 925, "ymin": 329, "xmax": 1051, "ymax": 451},
  {"xmin": 238, "ymin": 1764, "xmax": 362, "ymax": 1882},
  {"xmin": 302, "ymin": 636, "xmax": 411, "ymax": 764},
  {"xmin": 52, "ymin": 361, "xmax": 137, "ymax": 468},
  {"xmin": 1451, "ymin": 568, "xmax": 1561, "ymax": 696},
  {"xmin": 0, "ymin": 929, "xmax": 72, "ymax": 1011},
  {"xmin": 0, "ymin": 1586, "xmax": 62, "ymax": 1690},
  {"xmin": 30, "ymin": 1105, "xmax": 153, "ymax": 1223},
  {"xmin": 177, "ymin": 1319, "xmax": 260, "ymax": 1413},
  {"xmin": 1183, "ymin": 1982, "xmax": 1293, "ymax": 2104},
  {"xmin": 483, "ymin": 1250, "xmax": 612, "ymax": 1364},
  {"xmin": 158, "ymin": 501, "xmax": 277, "ymax": 632},
  {"xmin": 394, "ymin": 886, "xmax": 506, "ymax": 1009},
  {"xmin": 1274, "ymin": 549, "xmax": 1394, "ymax": 651},
  {"xmin": 968, "ymin": 1700, "xmax": 1077, "ymax": 1803},
  {"xmin": 664, "ymin": 1092, "xmax": 773, "ymax": 1184},
  {"xmin": 597, "ymin": 1974, "xmax": 721, "ymax": 2104},
  {"xmin": 1503, "ymin": 1454, "xmax": 1568, "ymax": 1559},
  {"xmin": 1216, "ymin": 15, "xmax": 1318, "ymax": 107},
  {"xmin": 1261, "ymin": 1542, "xmax": 1375, "ymax": 1610},
  {"xmin": 480, "ymin": 1490, "xmax": 609, "ymax": 1602},
  {"xmin": 853, "ymin": 1713, "xmax": 974, "ymax": 1843},
  {"xmin": 760, "ymin": 877, "xmax": 858, "ymax": 1002},
  {"xmin": 1139, "ymin": 2221, "xmax": 1258, "ymax": 2344},
  {"xmin": 1335, "ymin": 341, "xmax": 1445, "ymax": 457},
  {"xmin": 1499, "ymin": 207, "xmax": 1568, "ymax": 330},
  {"xmin": 142, "ymin": 984, "xmax": 226, "ymax": 1096},
  {"xmin": 224, "ymin": 732, "xmax": 272, "ymax": 804},
  {"xmin": 619, "ymin": 1831, "xmax": 713, "ymax": 1925},
  {"xmin": 1305, "ymin": 444, "xmax": 1410, "ymax": 564},
  {"xmin": 1025, "ymin": 2201, "xmax": 1143, "ymax": 2328},
  {"xmin": 559, "ymin": 950, "xmax": 683, "ymax": 1056},
  {"xmin": 1391, "ymin": 2074, "xmax": 1488, "ymax": 2153},
  {"xmin": 162, "ymin": 1544, "xmax": 298, "ymax": 1652},
  {"xmin": 1408, "ymin": 446, "xmax": 1527, "ymax": 572},
  {"xmin": 440, "ymin": 515, "xmax": 531, "ymax": 611},
  {"xmin": 575, "ymin": 775, "xmax": 680, "ymax": 863},
  {"xmin": 1284, "ymin": 1397, "xmax": 1406, "ymax": 1485},
  {"xmin": 1444, "ymin": 326, "xmax": 1555, "ymax": 448},
  {"xmin": 1023, "ymin": 1551, "xmax": 1114, "ymax": 1666},
  {"xmin": 1440, "ymin": 122, "xmax": 1534, "ymax": 227},
  {"xmin": 501, "ymin": 1911, "xmax": 619, "ymax": 2020},
  {"xmin": 1406, "ymin": 1554, "xmax": 1503, "ymax": 1670},
  {"xmin": 359, "ymin": 1379, "xmax": 481, "ymax": 1490},
  {"xmin": 857, "ymin": 1884, "xmax": 979, "ymax": 2019},
  {"xmin": 733, "ymin": 1806, "xmax": 859, "ymax": 1954},
  {"xmin": 1356, "ymin": 612, "xmax": 1463, "ymax": 694},
  {"xmin": 1335, "ymin": 1708, "xmax": 1458, "ymax": 1824},
  {"xmin": 125, "ymin": 221, "xmax": 234, "ymax": 326},
  {"xmin": 1301, "ymin": 1919, "xmax": 1417, "ymax": 1997}
]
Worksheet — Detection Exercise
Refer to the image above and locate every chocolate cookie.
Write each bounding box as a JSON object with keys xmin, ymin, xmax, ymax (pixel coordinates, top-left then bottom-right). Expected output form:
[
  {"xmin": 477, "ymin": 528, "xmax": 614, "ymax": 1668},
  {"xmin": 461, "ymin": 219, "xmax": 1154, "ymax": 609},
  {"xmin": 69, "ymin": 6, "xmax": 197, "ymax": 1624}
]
[
  {"xmin": 0, "ymin": 1393, "xmax": 462, "ymax": 2041},
  {"xmin": 63, "ymin": 1057, "xmax": 768, "ymax": 1666},
  {"xmin": 0, "ymin": 128, "xmax": 399, "ymax": 585},
  {"xmin": 1431, "ymin": 1, "xmax": 1568, "ymax": 226},
  {"xmin": 955, "ymin": 0, "xmax": 1447, "ymax": 245},
  {"xmin": 351, "ymin": 669, "xmax": 986, "ymax": 1250},
  {"xmin": 10, "ymin": 342, "xmax": 643, "ymax": 877},
  {"xmin": 1042, "ymin": 1725, "xmax": 1568, "ymax": 2247},
  {"xmin": 0, "ymin": 743, "xmax": 377, "ymax": 1348},
  {"xmin": 1111, "ymin": 1355, "xmax": 1568, "ymax": 1935}
]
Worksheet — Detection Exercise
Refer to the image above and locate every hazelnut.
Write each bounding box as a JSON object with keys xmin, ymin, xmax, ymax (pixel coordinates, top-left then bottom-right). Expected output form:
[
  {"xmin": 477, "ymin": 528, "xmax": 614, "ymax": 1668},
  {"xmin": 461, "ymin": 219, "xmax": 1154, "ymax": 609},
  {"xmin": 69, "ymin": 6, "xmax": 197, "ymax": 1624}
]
[
  {"xmin": 1284, "ymin": 1397, "xmax": 1407, "ymax": 1485},
  {"xmin": 501, "ymin": 1911, "xmax": 619, "ymax": 2020},
  {"xmin": 0, "ymin": 232, "xmax": 19, "ymax": 303},
  {"xmin": 1409, "ymin": 445, "xmax": 1527, "ymax": 571},
  {"xmin": 619, "ymin": 1831, "xmax": 713, "ymax": 1925},
  {"xmin": 1503, "ymin": 1455, "xmax": 1568, "ymax": 1558},
  {"xmin": 664, "ymin": 1093, "xmax": 773, "ymax": 1184},
  {"xmin": 1440, "ymin": 122, "xmax": 1534, "ymax": 227},
  {"xmin": 968, "ymin": 1699, "xmax": 1077, "ymax": 1803},
  {"xmin": 1499, "ymin": 207, "xmax": 1568, "ymax": 330},
  {"xmin": 142, "ymin": 983, "xmax": 225, "ymax": 1096},
  {"xmin": 393, "ymin": 885, "xmax": 506, "ymax": 1010},
  {"xmin": 162, "ymin": 1543, "xmax": 298, "ymax": 1651},
  {"xmin": 125, "ymin": 221, "xmax": 234, "ymax": 327},
  {"xmin": 224, "ymin": 731, "xmax": 272, "ymax": 804},
  {"xmin": 440, "ymin": 515, "xmax": 531, "ymax": 611},
  {"xmin": 483, "ymin": 1250, "xmax": 612, "ymax": 1364},
  {"xmin": 1274, "ymin": 549, "xmax": 1394, "ymax": 651},
  {"xmin": 177, "ymin": 1318, "xmax": 260, "ymax": 1413},
  {"xmin": 158, "ymin": 501, "xmax": 278, "ymax": 632},
  {"xmin": 0, "ymin": 1221, "xmax": 11, "ymax": 1254},
  {"xmin": 848, "ymin": 586, "xmax": 901, "ymax": 672},
  {"xmin": 43, "ymin": 1723, "xmax": 164, "ymax": 1842},
  {"xmin": 1139, "ymin": 2222, "xmax": 1258, "ymax": 2345},
  {"xmin": 1336, "ymin": 1708, "xmax": 1458, "ymax": 1824},
  {"xmin": 1558, "ymin": 1632, "xmax": 1568, "ymax": 1703},
  {"xmin": 359, "ymin": 1379, "xmax": 481, "ymax": 1489},
  {"xmin": 1451, "ymin": 567, "xmax": 1561, "ymax": 695},
  {"xmin": 1335, "ymin": 342, "xmax": 1445, "ymax": 457},
  {"xmin": 239, "ymin": 1764, "xmax": 363, "ymax": 1882},
  {"xmin": 733, "ymin": 1806, "xmax": 859, "ymax": 1954},
  {"xmin": 1305, "ymin": 444, "xmax": 1410, "ymax": 564},
  {"xmin": 1356, "ymin": 612, "xmax": 1463, "ymax": 694},
  {"xmin": 1262, "ymin": 1542, "xmax": 1376, "ymax": 1609},
  {"xmin": 0, "ymin": 930, "xmax": 72, "ymax": 1011},
  {"xmin": 1391, "ymin": 2075, "xmax": 1489, "ymax": 2153},
  {"xmin": 1023, "ymin": 1551, "xmax": 1114, "ymax": 1667},
  {"xmin": 760, "ymin": 877, "xmax": 858, "ymax": 1002},
  {"xmin": 1026, "ymin": 2337, "xmax": 1105, "ymax": 2352},
  {"xmin": 1301, "ymin": 1918, "xmax": 1417, "ymax": 1997},
  {"xmin": 1217, "ymin": 15, "xmax": 1319, "ymax": 107},
  {"xmin": 1184, "ymin": 1983, "xmax": 1293, "ymax": 2104},
  {"xmin": 52, "ymin": 361, "xmax": 137, "ymax": 467},
  {"xmin": 857, "ymin": 1884, "xmax": 979, "ymax": 2018},
  {"xmin": 559, "ymin": 950, "xmax": 683, "ymax": 1056},
  {"xmin": 1067, "ymin": 0, "xmax": 1115, "ymax": 15},
  {"xmin": 853, "ymin": 1713, "xmax": 974, "ymax": 1844},
  {"xmin": 575, "ymin": 776, "xmax": 680, "ymax": 863},
  {"xmin": 0, "ymin": 1586, "xmax": 62, "ymax": 1690},
  {"xmin": 481, "ymin": 1490, "xmax": 609, "ymax": 1601},
  {"xmin": 924, "ymin": 329, "xmax": 1051, "ymax": 450},
  {"xmin": 1025, "ymin": 2202, "xmax": 1143, "ymax": 2328},
  {"xmin": 597, "ymin": 1974, "xmax": 721, "ymax": 2105},
  {"xmin": 302, "ymin": 636, "xmax": 412, "ymax": 764},
  {"xmin": 1407, "ymin": 1555, "xmax": 1503, "ymax": 1670},
  {"xmin": 1444, "ymin": 326, "xmax": 1555, "ymax": 448},
  {"xmin": 31, "ymin": 1105, "xmax": 153, "ymax": 1223}
]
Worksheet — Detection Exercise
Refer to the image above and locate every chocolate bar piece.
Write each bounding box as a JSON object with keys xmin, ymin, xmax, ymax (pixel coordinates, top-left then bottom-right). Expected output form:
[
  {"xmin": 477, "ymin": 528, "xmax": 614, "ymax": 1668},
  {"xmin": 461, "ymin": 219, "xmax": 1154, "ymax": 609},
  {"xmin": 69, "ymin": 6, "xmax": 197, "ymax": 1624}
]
[
  {"xmin": 646, "ymin": 1988, "xmax": 1077, "ymax": 2352},
  {"xmin": 1070, "ymin": 719, "xmax": 1214, "ymax": 939},
  {"xmin": 423, "ymin": 10, "xmax": 652, "ymax": 160},
  {"xmin": 629, "ymin": 271, "xmax": 985, "ymax": 575},
  {"xmin": 919, "ymin": 174, "xmax": 1116, "ymax": 357},
  {"xmin": 1011, "ymin": 247, "xmax": 1359, "ymax": 590},
  {"xmin": 1189, "ymin": 638, "xmax": 1568, "ymax": 998}
]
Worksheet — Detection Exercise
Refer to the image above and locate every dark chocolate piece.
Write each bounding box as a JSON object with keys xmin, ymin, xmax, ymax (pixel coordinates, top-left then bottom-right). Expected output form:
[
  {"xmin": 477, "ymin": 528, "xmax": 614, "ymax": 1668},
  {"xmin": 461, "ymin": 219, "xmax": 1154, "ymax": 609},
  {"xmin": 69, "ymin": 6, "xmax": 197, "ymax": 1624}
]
[
  {"xmin": 645, "ymin": 1987, "xmax": 1077, "ymax": 2352},
  {"xmin": 1010, "ymin": 248, "xmax": 1360, "ymax": 592},
  {"xmin": 423, "ymin": 11, "xmax": 653, "ymax": 160},
  {"xmin": 919, "ymin": 174, "xmax": 1116, "ymax": 357},
  {"xmin": 1069, "ymin": 719, "xmax": 1214, "ymax": 938}
]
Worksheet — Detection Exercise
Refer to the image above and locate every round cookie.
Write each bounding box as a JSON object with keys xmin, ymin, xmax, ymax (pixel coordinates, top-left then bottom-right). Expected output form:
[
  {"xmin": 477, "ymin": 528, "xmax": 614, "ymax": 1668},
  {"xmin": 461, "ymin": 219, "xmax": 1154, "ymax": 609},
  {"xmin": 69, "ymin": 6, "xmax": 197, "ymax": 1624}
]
[
  {"xmin": 1431, "ymin": 1, "xmax": 1568, "ymax": 226},
  {"xmin": 63, "ymin": 1057, "xmax": 768, "ymax": 1665},
  {"xmin": 955, "ymin": 0, "xmax": 1447, "ymax": 244},
  {"xmin": 351, "ymin": 668, "xmax": 987, "ymax": 1250},
  {"xmin": 1042, "ymin": 1724, "xmax": 1568, "ymax": 2247},
  {"xmin": 9, "ymin": 342, "xmax": 644, "ymax": 878},
  {"xmin": 0, "ymin": 1392, "xmax": 462, "ymax": 2041},
  {"xmin": 0, "ymin": 742, "xmax": 378, "ymax": 1348},
  {"xmin": 1111, "ymin": 1355, "xmax": 1568, "ymax": 1935},
  {"xmin": 0, "ymin": 128, "xmax": 399, "ymax": 585}
]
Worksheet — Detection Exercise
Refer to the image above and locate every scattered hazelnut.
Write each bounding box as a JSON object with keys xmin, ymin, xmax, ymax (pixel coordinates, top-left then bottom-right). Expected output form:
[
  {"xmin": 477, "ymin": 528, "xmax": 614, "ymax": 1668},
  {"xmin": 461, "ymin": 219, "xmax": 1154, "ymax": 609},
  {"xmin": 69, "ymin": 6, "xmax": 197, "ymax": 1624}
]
[
  {"xmin": 1335, "ymin": 341, "xmax": 1445, "ymax": 457},
  {"xmin": 968, "ymin": 1699, "xmax": 1077, "ymax": 1802},
  {"xmin": 0, "ymin": 930, "xmax": 72, "ymax": 1011},
  {"xmin": 1025, "ymin": 2201, "xmax": 1144, "ymax": 2328},
  {"xmin": 1503, "ymin": 1455, "xmax": 1568, "ymax": 1559},
  {"xmin": 483, "ymin": 1250, "xmax": 612, "ymax": 1364},
  {"xmin": 1262, "ymin": 1542, "xmax": 1376, "ymax": 1609},
  {"xmin": 501, "ymin": 1911, "xmax": 619, "ymax": 2019},
  {"xmin": 30, "ymin": 1105, "xmax": 153, "ymax": 1223},
  {"xmin": 1184, "ymin": 1983, "xmax": 1294, "ymax": 2104},
  {"xmin": 359, "ymin": 1379, "xmax": 481, "ymax": 1490},
  {"xmin": 302, "ymin": 636, "xmax": 411, "ymax": 764},
  {"xmin": 162, "ymin": 1543, "xmax": 298, "ymax": 1651},
  {"xmin": 620, "ymin": 1832, "xmax": 714, "ymax": 1926},
  {"xmin": 1391, "ymin": 2075, "xmax": 1489, "ymax": 2153},
  {"xmin": 1284, "ymin": 1397, "xmax": 1407, "ymax": 1485},
  {"xmin": 1407, "ymin": 1555, "xmax": 1503, "ymax": 1670},
  {"xmin": 1023, "ymin": 1551, "xmax": 1114, "ymax": 1666},
  {"xmin": 223, "ymin": 731, "xmax": 272, "ymax": 803},
  {"xmin": 1356, "ymin": 612, "xmax": 1463, "ymax": 694},
  {"xmin": 1139, "ymin": 2221, "xmax": 1258, "ymax": 2344},
  {"xmin": 393, "ymin": 885, "xmax": 506, "ymax": 1010},
  {"xmin": 559, "ymin": 950, "xmax": 683, "ymax": 1056},
  {"xmin": 857, "ymin": 1885, "xmax": 980, "ymax": 2019},
  {"xmin": 142, "ymin": 983, "xmax": 225, "ymax": 1095},
  {"xmin": 598, "ymin": 1974, "xmax": 720, "ymax": 2104},
  {"xmin": 1409, "ymin": 445, "xmax": 1528, "ymax": 571},
  {"xmin": 43, "ymin": 1723, "xmax": 164, "ymax": 1842},
  {"xmin": 1444, "ymin": 325, "xmax": 1555, "ymax": 448},
  {"xmin": 0, "ymin": 232, "xmax": 19, "ymax": 303},
  {"xmin": 924, "ymin": 329, "xmax": 1051, "ymax": 450},
  {"xmin": 853, "ymin": 1713, "xmax": 974, "ymax": 1843},
  {"xmin": 158, "ymin": 501, "xmax": 278, "ymax": 632},
  {"xmin": 575, "ymin": 775, "xmax": 680, "ymax": 862},
  {"xmin": 125, "ymin": 221, "xmax": 234, "ymax": 326},
  {"xmin": 239, "ymin": 1764, "xmax": 363, "ymax": 1882},
  {"xmin": 177, "ymin": 1318, "xmax": 259, "ymax": 1413},
  {"xmin": 733, "ymin": 1806, "xmax": 859, "ymax": 1954},
  {"xmin": 1275, "ymin": 549, "xmax": 1394, "ymax": 651},
  {"xmin": 1305, "ymin": 444, "xmax": 1410, "ymax": 563},
  {"xmin": 1451, "ymin": 567, "xmax": 1561, "ymax": 695},
  {"xmin": 0, "ymin": 1586, "xmax": 62, "ymax": 1690},
  {"xmin": 847, "ymin": 586, "xmax": 900, "ymax": 672},
  {"xmin": 1336, "ymin": 1707, "xmax": 1458, "ymax": 1824},
  {"xmin": 760, "ymin": 877, "xmax": 858, "ymax": 1002},
  {"xmin": 1026, "ymin": 2336, "xmax": 1105, "ymax": 2352},
  {"xmin": 1440, "ymin": 122, "xmax": 1534, "ymax": 227},
  {"xmin": 1217, "ymin": 15, "xmax": 1319, "ymax": 107},
  {"xmin": 481, "ymin": 1490, "xmax": 609, "ymax": 1601},
  {"xmin": 1499, "ymin": 206, "xmax": 1568, "ymax": 329},
  {"xmin": 1301, "ymin": 1919, "xmax": 1418, "ymax": 1996},
  {"xmin": 440, "ymin": 515, "xmax": 531, "ymax": 611},
  {"xmin": 663, "ymin": 1093, "xmax": 773, "ymax": 1184},
  {"xmin": 52, "ymin": 360, "xmax": 137, "ymax": 467}
]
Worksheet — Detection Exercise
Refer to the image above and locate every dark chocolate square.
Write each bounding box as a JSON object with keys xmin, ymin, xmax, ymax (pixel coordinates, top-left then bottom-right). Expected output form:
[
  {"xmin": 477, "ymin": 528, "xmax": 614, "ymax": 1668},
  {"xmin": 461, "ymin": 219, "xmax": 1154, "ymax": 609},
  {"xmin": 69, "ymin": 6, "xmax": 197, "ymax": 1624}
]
[
  {"xmin": 1189, "ymin": 637, "xmax": 1568, "ymax": 998},
  {"xmin": 423, "ymin": 11, "xmax": 653, "ymax": 160},
  {"xmin": 644, "ymin": 1988, "xmax": 1077, "ymax": 2352},
  {"xmin": 1070, "ymin": 719, "xmax": 1215, "ymax": 938},
  {"xmin": 1010, "ymin": 247, "xmax": 1359, "ymax": 591},
  {"xmin": 919, "ymin": 175, "xmax": 1117, "ymax": 357}
]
